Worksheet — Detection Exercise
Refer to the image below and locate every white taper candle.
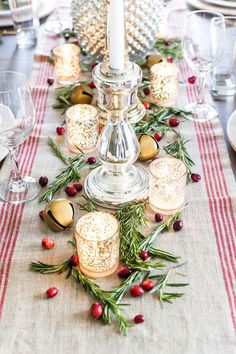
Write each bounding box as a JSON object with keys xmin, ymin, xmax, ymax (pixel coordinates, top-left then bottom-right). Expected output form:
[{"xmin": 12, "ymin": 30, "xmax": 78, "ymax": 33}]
[{"xmin": 109, "ymin": 0, "xmax": 125, "ymax": 71}]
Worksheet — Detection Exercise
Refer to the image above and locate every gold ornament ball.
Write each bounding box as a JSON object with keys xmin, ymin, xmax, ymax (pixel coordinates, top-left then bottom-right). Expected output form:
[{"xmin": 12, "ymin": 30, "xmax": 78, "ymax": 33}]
[
  {"xmin": 138, "ymin": 134, "xmax": 160, "ymax": 161},
  {"xmin": 146, "ymin": 54, "xmax": 165, "ymax": 69},
  {"xmin": 70, "ymin": 84, "xmax": 93, "ymax": 105},
  {"xmin": 43, "ymin": 199, "xmax": 74, "ymax": 232}
]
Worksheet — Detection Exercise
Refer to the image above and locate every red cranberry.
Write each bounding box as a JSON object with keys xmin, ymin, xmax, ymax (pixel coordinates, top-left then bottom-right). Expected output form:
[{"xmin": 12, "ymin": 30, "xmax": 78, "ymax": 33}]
[
  {"xmin": 90, "ymin": 303, "xmax": 104, "ymax": 319},
  {"xmin": 164, "ymin": 40, "xmax": 172, "ymax": 46},
  {"xmin": 89, "ymin": 81, "xmax": 96, "ymax": 89},
  {"xmin": 56, "ymin": 126, "xmax": 65, "ymax": 135},
  {"xmin": 64, "ymin": 33, "xmax": 70, "ymax": 41},
  {"xmin": 47, "ymin": 77, "xmax": 54, "ymax": 86},
  {"xmin": 73, "ymin": 39, "xmax": 79, "ymax": 45},
  {"xmin": 130, "ymin": 285, "xmax": 144, "ymax": 297},
  {"xmin": 191, "ymin": 173, "xmax": 201, "ymax": 182},
  {"xmin": 140, "ymin": 250, "xmax": 149, "ymax": 261},
  {"xmin": 39, "ymin": 210, "xmax": 44, "ymax": 220},
  {"xmin": 42, "ymin": 238, "xmax": 55, "ymax": 250},
  {"xmin": 117, "ymin": 266, "xmax": 132, "ymax": 279},
  {"xmin": 143, "ymin": 101, "xmax": 151, "ymax": 110},
  {"xmin": 46, "ymin": 287, "xmax": 58, "ymax": 299},
  {"xmin": 188, "ymin": 76, "xmax": 196, "ymax": 84},
  {"xmin": 167, "ymin": 56, "xmax": 174, "ymax": 63},
  {"xmin": 143, "ymin": 87, "xmax": 151, "ymax": 95},
  {"xmin": 173, "ymin": 219, "xmax": 183, "ymax": 232},
  {"xmin": 141, "ymin": 279, "xmax": 154, "ymax": 291},
  {"xmin": 87, "ymin": 156, "xmax": 96, "ymax": 164},
  {"xmin": 134, "ymin": 314, "xmax": 145, "ymax": 324},
  {"xmin": 154, "ymin": 132, "xmax": 162, "ymax": 142},
  {"xmin": 70, "ymin": 254, "xmax": 79, "ymax": 266},
  {"xmin": 73, "ymin": 182, "xmax": 83, "ymax": 191},
  {"xmin": 169, "ymin": 117, "xmax": 180, "ymax": 127},
  {"xmin": 91, "ymin": 62, "xmax": 99, "ymax": 69},
  {"xmin": 65, "ymin": 185, "xmax": 77, "ymax": 197},
  {"xmin": 39, "ymin": 176, "xmax": 48, "ymax": 187},
  {"xmin": 155, "ymin": 213, "xmax": 163, "ymax": 222}
]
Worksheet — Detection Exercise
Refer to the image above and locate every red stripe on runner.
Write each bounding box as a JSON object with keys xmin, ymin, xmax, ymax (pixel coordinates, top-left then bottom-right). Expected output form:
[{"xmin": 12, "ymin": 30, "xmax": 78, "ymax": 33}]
[
  {"xmin": 179, "ymin": 60, "xmax": 236, "ymax": 330},
  {"xmin": 0, "ymin": 35, "xmax": 58, "ymax": 317}
]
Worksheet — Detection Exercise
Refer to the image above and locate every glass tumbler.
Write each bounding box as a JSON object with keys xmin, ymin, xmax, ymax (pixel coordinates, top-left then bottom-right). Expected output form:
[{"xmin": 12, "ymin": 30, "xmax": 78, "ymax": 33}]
[
  {"xmin": 8, "ymin": 0, "xmax": 37, "ymax": 47},
  {"xmin": 75, "ymin": 212, "xmax": 120, "ymax": 278},
  {"xmin": 212, "ymin": 17, "xmax": 236, "ymax": 97},
  {"xmin": 66, "ymin": 104, "xmax": 99, "ymax": 153},
  {"xmin": 149, "ymin": 156, "xmax": 187, "ymax": 215},
  {"xmin": 53, "ymin": 44, "xmax": 80, "ymax": 85}
]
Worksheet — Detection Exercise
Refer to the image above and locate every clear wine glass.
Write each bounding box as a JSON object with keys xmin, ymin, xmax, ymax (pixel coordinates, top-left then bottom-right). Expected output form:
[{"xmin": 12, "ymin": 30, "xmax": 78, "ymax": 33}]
[
  {"xmin": 0, "ymin": 71, "xmax": 40, "ymax": 204},
  {"xmin": 182, "ymin": 10, "xmax": 225, "ymax": 122}
]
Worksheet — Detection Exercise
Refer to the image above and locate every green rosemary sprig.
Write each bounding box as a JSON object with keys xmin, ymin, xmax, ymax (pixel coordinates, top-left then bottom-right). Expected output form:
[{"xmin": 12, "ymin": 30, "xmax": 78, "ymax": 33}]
[
  {"xmin": 29, "ymin": 259, "xmax": 70, "ymax": 274},
  {"xmin": 38, "ymin": 153, "xmax": 86, "ymax": 203},
  {"xmin": 148, "ymin": 246, "xmax": 180, "ymax": 263},
  {"xmin": 149, "ymin": 268, "xmax": 188, "ymax": 304},
  {"xmin": 134, "ymin": 105, "xmax": 191, "ymax": 135},
  {"xmin": 71, "ymin": 267, "xmax": 129, "ymax": 335},
  {"xmin": 163, "ymin": 134, "xmax": 195, "ymax": 173},
  {"xmin": 154, "ymin": 38, "xmax": 183, "ymax": 61},
  {"xmin": 48, "ymin": 137, "xmax": 69, "ymax": 165},
  {"xmin": 115, "ymin": 201, "xmax": 147, "ymax": 265}
]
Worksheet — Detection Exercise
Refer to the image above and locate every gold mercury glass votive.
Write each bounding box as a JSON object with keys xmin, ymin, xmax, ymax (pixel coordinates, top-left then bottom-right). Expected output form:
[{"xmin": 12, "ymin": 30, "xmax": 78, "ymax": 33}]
[
  {"xmin": 75, "ymin": 212, "xmax": 120, "ymax": 278},
  {"xmin": 150, "ymin": 62, "xmax": 179, "ymax": 106},
  {"xmin": 53, "ymin": 44, "xmax": 80, "ymax": 84},
  {"xmin": 149, "ymin": 156, "xmax": 187, "ymax": 215},
  {"xmin": 66, "ymin": 104, "xmax": 99, "ymax": 153}
]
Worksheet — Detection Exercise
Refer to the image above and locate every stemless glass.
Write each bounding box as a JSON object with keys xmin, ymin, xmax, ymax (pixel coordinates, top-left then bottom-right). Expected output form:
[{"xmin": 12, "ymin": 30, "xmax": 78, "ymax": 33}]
[
  {"xmin": 0, "ymin": 71, "xmax": 39, "ymax": 204},
  {"xmin": 182, "ymin": 10, "xmax": 225, "ymax": 122}
]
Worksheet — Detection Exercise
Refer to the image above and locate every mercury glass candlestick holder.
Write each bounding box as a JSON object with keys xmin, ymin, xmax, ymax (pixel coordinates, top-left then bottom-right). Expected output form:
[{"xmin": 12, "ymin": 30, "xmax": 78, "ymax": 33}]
[
  {"xmin": 151, "ymin": 62, "xmax": 179, "ymax": 106},
  {"xmin": 149, "ymin": 156, "xmax": 187, "ymax": 215},
  {"xmin": 66, "ymin": 104, "xmax": 99, "ymax": 153},
  {"xmin": 85, "ymin": 60, "xmax": 149, "ymax": 208},
  {"xmin": 75, "ymin": 211, "xmax": 120, "ymax": 278},
  {"xmin": 53, "ymin": 44, "xmax": 80, "ymax": 85}
]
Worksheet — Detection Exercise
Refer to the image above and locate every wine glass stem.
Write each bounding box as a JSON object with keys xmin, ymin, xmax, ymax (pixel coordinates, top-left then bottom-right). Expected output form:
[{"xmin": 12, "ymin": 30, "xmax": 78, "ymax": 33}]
[
  {"xmin": 8, "ymin": 147, "xmax": 27, "ymax": 193},
  {"xmin": 197, "ymin": 73, "xmax": 206, "ymax": 105}
]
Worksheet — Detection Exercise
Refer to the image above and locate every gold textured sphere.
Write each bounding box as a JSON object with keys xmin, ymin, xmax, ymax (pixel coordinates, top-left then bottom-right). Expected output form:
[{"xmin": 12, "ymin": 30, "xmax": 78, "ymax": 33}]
[
  {"xmin": 70, "ymin": 84, "xmax": 93, "ymax": 105},
  {"xmin": 43, "ymin": 199, "xmax": 74, "ymax": 232},
  {"xmin": 138, "ymin": 134, "xmax": 160, "ymax": 161}
]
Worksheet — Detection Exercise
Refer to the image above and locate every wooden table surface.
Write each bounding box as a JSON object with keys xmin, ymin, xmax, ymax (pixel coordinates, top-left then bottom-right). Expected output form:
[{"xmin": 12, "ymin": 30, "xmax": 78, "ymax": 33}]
[{"xmin": 0, "ymin": 24, "xmax": 236, "ymax": 180}]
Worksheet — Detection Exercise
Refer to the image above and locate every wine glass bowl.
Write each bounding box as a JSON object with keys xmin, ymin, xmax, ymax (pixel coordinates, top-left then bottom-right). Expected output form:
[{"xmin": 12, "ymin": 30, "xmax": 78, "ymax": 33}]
[
  {"xmin": 182, "ymin": 10, "xmax": 226, "ymax": 122},
  {"xmin": 0, "ymin": 71, "xmax": 39, "ymax": 203}
]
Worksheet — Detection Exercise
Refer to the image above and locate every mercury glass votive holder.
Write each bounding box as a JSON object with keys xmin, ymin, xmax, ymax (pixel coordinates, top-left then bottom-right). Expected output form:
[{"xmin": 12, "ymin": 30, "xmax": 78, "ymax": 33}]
[
  {"xmin": 75, "ymin": 212, "xmax": 120, "ymax": 278},
  {"xmin": 149, "ymin": 156, "xmax": 187, "ymax": 215},
  {"xmin": 66, "ymin": 104, "xmax": 99, "ymax": 153},
  {"xmin": 53, "ymin": 44, "xmax": 80, "ymax": 84},
  {"xmin": 150, "ymin": 62, "xmax": 179, "ymax": 106}
]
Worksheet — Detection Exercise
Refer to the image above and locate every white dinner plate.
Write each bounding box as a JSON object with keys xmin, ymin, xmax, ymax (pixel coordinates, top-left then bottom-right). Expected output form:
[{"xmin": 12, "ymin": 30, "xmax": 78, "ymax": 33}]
[
  {"xmin": 0, "ymin": 0, "xmax": 55, "ymax": 28},
  {"xmin": 187, "ymin": 0, "xmax": 236, "ymax": 15},
  {"xmin": 227, "ymin": 110, "xmax": 236, "ymax": 152},
  {"xmin": 203, "ymin": 0, "xmax": 236, "ymax": 8}
]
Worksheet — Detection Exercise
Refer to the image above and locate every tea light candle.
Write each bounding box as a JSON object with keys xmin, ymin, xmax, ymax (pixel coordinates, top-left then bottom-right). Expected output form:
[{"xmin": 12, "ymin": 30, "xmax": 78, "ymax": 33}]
[
  {"xmin": 149, "ymin": 156, "xmax": 187, "ymax": 215},
  {"xmin": 53, "ymin": 44, "xmax": 80, "ymax": 84},
  {"xmin": 150, "ymin": 62, "xmax": 179, "ymax": 106},
  {"xmin": 75, "ymin": 212, "xmax": 120, "ymax": 278},
  {"xmin": 66, "ymin": 104, "xmax": 99, "ymax": 153}
]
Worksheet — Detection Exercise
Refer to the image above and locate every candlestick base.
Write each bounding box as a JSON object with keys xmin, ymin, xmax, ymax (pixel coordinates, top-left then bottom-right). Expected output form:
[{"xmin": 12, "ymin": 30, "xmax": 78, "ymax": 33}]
[{"xmin": 85, "ymin": 164, "xmax": 148, "ymax": 208}]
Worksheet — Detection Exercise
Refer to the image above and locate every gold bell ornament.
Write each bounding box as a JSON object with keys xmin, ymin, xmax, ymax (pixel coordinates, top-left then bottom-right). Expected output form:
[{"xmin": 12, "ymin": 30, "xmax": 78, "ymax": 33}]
[
  {"xmin": 70, "ymin": 84, "xmax": 93, "ymax": 105},
  {"xmin": 138, "ymin": 134, "xmax": 160, "ymax": 161},
  {"xmin": 146, "ymin": 54, "xmax": 165, "ymax": 69},
  {"xmin": 43, "ymin": 199, "xmax": 74, "ymax": 232}
]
